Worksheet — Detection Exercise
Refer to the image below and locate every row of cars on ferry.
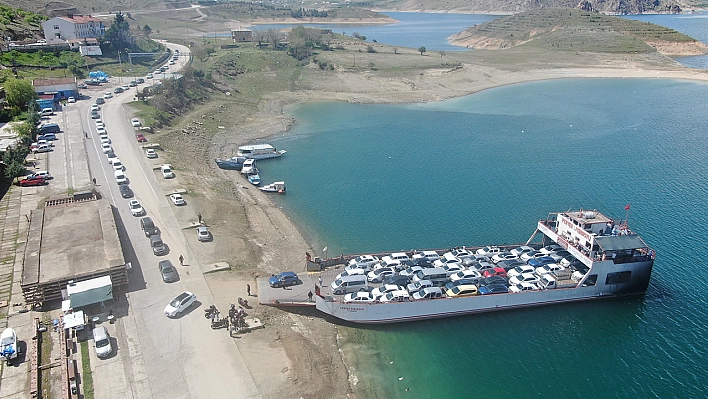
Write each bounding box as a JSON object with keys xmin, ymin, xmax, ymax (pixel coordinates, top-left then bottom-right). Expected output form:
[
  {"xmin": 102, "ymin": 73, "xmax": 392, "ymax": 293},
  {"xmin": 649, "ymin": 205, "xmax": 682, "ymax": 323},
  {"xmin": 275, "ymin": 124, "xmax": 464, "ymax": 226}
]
[{"xmin": 335, "ymin": 245, "xmax": 590, "ymax": 304}]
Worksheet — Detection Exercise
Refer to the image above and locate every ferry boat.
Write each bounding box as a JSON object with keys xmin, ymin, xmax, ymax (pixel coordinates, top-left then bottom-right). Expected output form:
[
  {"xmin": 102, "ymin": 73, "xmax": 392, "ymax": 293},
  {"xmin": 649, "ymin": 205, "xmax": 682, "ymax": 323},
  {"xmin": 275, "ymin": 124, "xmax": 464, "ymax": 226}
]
[
  {"xmin": 315, "ymin": 209, "xmax": 655, "ymax": 324},
  {"xmin": 237, "ymin": 144, "xmax": 286, "ymax": 160}
]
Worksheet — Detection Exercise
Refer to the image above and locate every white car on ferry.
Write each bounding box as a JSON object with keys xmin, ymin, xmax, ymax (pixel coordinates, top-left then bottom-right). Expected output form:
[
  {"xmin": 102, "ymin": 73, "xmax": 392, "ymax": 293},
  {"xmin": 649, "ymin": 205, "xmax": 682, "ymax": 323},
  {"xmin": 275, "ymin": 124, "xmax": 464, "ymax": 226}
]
[
  {"xmin": 367, "ymin": 267, "xmax": 396, "ymax": 283},
  {"xmin": 374, "ymin": 256, "xmax": 402, "ymax": 271},
  {"xmin": 335, "ymin": 269, "xmax": 365, "ymax": 280},
  {"xmin": 476, "ymin": 246, "xmax": 503, "ymax": 256},
  {"xmin": 343, "ymin": 292, "xmax": 376, "ymax": 304},
  {"xmin": 433, "ymin": 253, "xmax": 463, "ymax": 268},
  {"xmin": 347, "ymin": 255, "xmax": 379, "ymax": 268},
  {"xmin": 371, "ymin": 284, "xmax": 403, "ymax": 299},
  {"xmin": 412, "ymin": 250, "xmax": 440, "ymax": 262}
]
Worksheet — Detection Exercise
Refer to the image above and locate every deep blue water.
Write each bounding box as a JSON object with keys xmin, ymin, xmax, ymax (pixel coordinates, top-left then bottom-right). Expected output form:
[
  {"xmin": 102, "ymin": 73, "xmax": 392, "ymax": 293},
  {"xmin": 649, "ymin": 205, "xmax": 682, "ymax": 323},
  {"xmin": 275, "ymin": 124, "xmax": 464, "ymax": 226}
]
[
  {"xmin": 248, "ymin": 11, "xmax": 708, "ymax": 399},
  {"xmin": 251, "ymin": 12, "xmax": 500, "ymax": 51},
  {"xmin": 257, "ymin": 78, "xmax": 708, "ymax": 398}
]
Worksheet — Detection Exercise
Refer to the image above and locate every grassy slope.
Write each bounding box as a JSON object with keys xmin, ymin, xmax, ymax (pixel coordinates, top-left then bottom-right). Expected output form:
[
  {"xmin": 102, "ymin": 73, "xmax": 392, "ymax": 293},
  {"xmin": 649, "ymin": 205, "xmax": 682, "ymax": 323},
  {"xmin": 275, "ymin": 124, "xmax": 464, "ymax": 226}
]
[{"xmin": 452, "ymin": 8, "xmax": 700, "ymax": 53}]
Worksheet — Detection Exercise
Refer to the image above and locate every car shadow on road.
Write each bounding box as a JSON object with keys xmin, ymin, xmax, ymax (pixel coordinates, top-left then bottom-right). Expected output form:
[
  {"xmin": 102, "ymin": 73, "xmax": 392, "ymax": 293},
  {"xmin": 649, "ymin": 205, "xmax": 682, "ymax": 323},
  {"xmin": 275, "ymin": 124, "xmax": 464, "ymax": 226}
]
[{"xmin": 111, "ymin": 205, "xmax": 146, "ymax": 292}]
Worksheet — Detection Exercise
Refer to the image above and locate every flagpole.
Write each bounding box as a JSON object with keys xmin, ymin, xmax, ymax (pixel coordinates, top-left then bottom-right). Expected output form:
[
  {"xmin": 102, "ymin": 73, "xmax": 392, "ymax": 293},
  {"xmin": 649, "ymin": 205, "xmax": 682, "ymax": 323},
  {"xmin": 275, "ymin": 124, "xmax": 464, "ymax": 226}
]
[{"xmin": 624, "ymin": 204, "xmax": 630, "ymax": 226}]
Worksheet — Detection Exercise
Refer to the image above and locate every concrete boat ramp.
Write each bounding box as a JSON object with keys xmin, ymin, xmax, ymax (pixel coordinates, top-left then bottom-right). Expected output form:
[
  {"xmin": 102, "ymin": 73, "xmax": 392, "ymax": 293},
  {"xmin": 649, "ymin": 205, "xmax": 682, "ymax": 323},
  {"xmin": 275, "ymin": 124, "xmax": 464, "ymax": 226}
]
[{"xmin": 257, "ymin": 269, "xmax": 344, "ymax": 307}]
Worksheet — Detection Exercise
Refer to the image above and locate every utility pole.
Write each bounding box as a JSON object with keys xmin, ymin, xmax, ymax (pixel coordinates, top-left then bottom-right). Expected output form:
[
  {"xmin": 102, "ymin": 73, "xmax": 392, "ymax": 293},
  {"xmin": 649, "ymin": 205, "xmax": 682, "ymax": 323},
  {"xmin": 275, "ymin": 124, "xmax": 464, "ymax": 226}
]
[{"xmin": 117, "ymin": 51, "xmax": 122, "ymax": 84}]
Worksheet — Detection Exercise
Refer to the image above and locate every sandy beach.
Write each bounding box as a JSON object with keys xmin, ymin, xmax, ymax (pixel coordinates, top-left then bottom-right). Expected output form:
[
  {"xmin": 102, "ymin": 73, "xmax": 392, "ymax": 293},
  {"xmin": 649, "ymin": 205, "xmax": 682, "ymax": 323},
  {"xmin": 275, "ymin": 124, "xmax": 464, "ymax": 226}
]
[{"xmin": 158, "ymin": 40, "xmax": 708, "ymax": 398}]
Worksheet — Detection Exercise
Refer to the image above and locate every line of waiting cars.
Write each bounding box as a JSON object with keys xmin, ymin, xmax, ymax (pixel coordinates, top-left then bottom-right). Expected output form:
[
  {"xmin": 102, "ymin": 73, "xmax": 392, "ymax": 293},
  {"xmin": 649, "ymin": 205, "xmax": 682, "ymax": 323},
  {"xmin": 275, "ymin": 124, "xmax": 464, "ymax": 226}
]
[
  {"xmin": 331, "ymin": 245, "xmax": 590, "ymax": 304},
  {"xmin": 20, "ymin": 114, "xmax": 63, "ymax": 186}
]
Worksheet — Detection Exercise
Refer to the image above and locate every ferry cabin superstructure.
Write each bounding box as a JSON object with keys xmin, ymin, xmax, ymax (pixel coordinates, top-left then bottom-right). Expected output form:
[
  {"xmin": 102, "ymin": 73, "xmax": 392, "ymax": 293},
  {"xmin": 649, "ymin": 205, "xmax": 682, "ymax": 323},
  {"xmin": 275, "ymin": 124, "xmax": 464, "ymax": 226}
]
[
  {"xmin": 237, "ymin": 144, "xmax": 286, "ymax": 160},
  {"xmin": 315, "ymin": 209, "xmax": 654, "ymax": 324}
]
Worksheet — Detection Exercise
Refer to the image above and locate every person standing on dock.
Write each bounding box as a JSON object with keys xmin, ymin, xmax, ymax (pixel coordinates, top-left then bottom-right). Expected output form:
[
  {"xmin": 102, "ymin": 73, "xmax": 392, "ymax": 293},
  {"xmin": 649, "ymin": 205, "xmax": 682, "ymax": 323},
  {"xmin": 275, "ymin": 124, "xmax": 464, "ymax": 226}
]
[
  {"xmin": 318, "ymin": 276, "xmax": 323, "ymax": 287},
  {"xmin": 308, "ymin": 291, "xmax": 313, "ymax": 302},
  {"xmin": 179, "ymin": 255, "xmax": 184, "ymax": 266},
  {"xmin": 246, "ymin": 284, "xmax": 251, "ymax": 296}
]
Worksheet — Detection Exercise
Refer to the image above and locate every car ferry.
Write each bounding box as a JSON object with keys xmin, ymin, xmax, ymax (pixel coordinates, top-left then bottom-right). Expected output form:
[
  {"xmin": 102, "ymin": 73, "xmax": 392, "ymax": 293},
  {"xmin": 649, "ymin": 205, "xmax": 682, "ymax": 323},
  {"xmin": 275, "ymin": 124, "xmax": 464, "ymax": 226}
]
[{"xmin": 315, "ymin": 209, "xmax": 654, "ymax": 324}]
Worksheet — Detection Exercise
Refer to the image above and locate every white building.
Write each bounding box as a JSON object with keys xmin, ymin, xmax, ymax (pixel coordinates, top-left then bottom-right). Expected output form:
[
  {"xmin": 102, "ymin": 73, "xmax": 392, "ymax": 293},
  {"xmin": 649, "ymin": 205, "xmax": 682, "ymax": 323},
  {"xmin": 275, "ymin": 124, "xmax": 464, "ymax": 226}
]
[{"xmin": 42, "ymin": 14, "xmax": 105, "ymax": 43}]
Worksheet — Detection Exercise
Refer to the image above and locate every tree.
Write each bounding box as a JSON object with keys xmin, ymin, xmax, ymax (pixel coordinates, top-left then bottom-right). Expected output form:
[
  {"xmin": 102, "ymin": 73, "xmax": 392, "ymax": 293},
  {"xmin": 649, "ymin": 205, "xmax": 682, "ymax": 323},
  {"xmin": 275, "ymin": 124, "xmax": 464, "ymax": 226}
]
[
  {"xmin": 418, "ymin": 46, "xmax": 426, "ymax": 55},
  {"xmin": 5, "ymin": 78, "xmax": 37, "ymax": 115},
  {"xmin": 142, "ymin": 24, "xmax": 152, "ymax": 37},
  {"xmin": 102, "ymin": 12, "xmax": 134, "ymax": 52}
]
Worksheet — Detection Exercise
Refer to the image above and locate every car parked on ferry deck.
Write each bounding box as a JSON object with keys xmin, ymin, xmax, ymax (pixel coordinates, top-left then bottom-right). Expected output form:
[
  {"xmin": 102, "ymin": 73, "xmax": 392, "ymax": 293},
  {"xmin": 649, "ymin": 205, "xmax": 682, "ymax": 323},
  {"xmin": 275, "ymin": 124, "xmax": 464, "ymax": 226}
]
[
  {"xmin": 548, "ymin": 250, "xmax": 571, "ymax": 262},
  {"xmin": 509, "ymin": 273, "xmax": 541, "ymax": 286},
  {"xmin": 445, "ymin": 284, "xmax": 479, "ymax": 298},
  {"xmin": 539, "ymin": 244, "xmax": 562, "ymax": 255},
  {"xmin": 412, "ymin": 287, "xmax": 443, "ymax": 300},
  {"xmin": 507, "ymin": 265, "xmax": 536, "ymax": 279},
  {"xmin": 380, "ymin": 290, "xmax": 411, "ymax": 303},
  {"xmin": 382, "ymin": 274, "xmax": 411, "ymax": 287},
  {"xmin": 442, "ymin": 263, "xmax": 466, "ymax": 276},
  {"xmin": 483, "ymin": 267, "xmax": 507, "ymax": 278},
  {"xmin": 497, "ymin": 260, "xmax": 526, "ymax": 272},
  {"xmin": 406, "ymin": 279, "xmax": 433, "ymax": 294},
  {"xmin": 343, "ymin": 291, "xmax": 376, "ymax": 304},
  {"xmin": 335, "ymin": 268, "xmax": 365, "ymax": 281},
  {"xmin": 476, "ymin": 246, "xmax": 502, "ymax": 256},
  {"xmin": 491, "ymin": 252, "xmax": 519, "ymax": 264},
  {"xmin": 535, "ymin": 263, "xmax": 565, "ymax": 276},
  {"xmin": 509, "ymin": 282, "xmax": 539, "ymax": 293},
  {"xmin": 479, "ymin": 283, "xmax": 509, "ymax": 295},
  {"xmin": 412, "ymin": 250, "xmax": 440, "ymax": 263},
  {"xmin": 478, "ymin": 276, "xmax": 508, "ymax": 287},
  {"xmin": 400, "ymin": 266, "xmax": 424, "ymax": 277},
  {"xmin": 527, "ymin": 256, "xmax": 557, "ymax": 268},
  {"xmin": 367, "ymin": 267, "xmax": 395, "ymax": 283},
  {"xmin": 445, "ymin": 278, "xmax": 482, "ymax": 292},
  {"xmin": 510, "ymin": 246, "xmax": 535, "ymax": 257},
  {"xmin": 371, "ymin": 284, "xmax": 403, "ymax": 299},
  {"xmin": 450, "ymin": 269, "xmax": 482, "ymax": 282}
]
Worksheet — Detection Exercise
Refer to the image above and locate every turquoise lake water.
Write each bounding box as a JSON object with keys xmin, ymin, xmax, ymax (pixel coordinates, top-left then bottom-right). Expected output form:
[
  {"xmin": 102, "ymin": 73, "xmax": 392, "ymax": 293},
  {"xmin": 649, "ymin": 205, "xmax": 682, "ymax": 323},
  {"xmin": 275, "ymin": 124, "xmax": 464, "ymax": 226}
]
[
  {"xmin": 258, "ymin": 78, "xmax": 708, "ymax": 398},
  {"xmin": 246, "ymin": 12, "xmax": 708, "ymax": 399}
]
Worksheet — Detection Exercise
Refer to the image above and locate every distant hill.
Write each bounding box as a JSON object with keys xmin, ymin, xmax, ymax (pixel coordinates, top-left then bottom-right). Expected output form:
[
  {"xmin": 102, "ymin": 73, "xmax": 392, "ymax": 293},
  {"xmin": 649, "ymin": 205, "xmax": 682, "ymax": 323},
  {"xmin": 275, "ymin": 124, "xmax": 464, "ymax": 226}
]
[
  {"xmin": 379, "ymin": 0, "xmax": 686, "ymax": 14},
  {"xmin": 450, "ymin": 8, "xmax": 708, "ymax": 55}
]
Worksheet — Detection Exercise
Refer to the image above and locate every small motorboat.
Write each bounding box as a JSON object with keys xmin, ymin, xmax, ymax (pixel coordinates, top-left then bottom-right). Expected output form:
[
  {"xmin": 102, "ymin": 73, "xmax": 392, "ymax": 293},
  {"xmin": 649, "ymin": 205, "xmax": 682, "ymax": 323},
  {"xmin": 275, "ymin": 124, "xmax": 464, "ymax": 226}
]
[
  {"xmin": 259, "ymin": 181, "xmax": 286, "ymax": 194},
  {"xmin": 248, "ymin": 172, "xmax": 261, "ymax": 186},
  {"xmin": 0, "ymin": 328, "xmax": 18, "ymax": 365}
]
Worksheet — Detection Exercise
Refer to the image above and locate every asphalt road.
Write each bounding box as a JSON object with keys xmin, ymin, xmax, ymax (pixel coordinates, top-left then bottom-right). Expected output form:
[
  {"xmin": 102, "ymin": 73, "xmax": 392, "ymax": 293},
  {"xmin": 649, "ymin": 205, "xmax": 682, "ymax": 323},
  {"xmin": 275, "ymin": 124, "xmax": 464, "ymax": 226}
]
[{"xmin": 70, "ymin": 43, "xmax": 261, "ymax": 399}]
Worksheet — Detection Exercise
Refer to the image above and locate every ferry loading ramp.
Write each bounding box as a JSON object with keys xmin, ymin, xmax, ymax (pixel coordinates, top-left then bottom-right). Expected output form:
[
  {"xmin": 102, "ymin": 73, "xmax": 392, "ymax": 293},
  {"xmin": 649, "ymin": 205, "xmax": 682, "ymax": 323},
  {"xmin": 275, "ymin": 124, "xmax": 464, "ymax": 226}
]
[{"xmin": 21, "ymin": 195, "xmax": 128, "ymax": 306}]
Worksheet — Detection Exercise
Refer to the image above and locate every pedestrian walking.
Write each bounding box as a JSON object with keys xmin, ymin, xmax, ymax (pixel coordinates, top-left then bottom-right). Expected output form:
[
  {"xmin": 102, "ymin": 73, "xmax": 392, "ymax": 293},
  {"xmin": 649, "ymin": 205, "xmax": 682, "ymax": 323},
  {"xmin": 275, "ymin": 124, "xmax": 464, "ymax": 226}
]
[
  {"xmin": 318, "ymin": 276, "xmax": 323, "ymax": 287},
  {"xmin": 308, "ymin": 291, "xmax": 313, "ymax": 302},
  {"xmin": 84, "ymin": 131, "xmax": 88, "ymax": 138},
  {"xmin": 92, "ymin": 178, "xmax": 96, "ymax": 185},
  {"xmin": 246, "ymin": 284, "xmax": 251, "ymax": 296},
  {"xmin": 179, "ymin": 255, "xmax": 184, "ymax": 266},
  {"xmin": 198, "ymin": 213, "xmax": 202, "ymax": 224}
]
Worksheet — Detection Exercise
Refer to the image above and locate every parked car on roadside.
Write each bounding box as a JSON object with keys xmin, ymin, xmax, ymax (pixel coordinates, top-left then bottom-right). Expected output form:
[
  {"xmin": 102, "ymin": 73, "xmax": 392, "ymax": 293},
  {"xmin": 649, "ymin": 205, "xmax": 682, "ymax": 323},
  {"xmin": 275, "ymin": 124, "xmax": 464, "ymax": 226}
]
[
  {"xmin": 196, "ymin": 226, "xmax": 211, "ymax": 241},
  {"xmin": 19, "ymin": 176, "xmax": 46, "ymax": 187},
  {"xmin": 129, "ymin": 200, "xmax": 144, "ymax": 216},
  {"xmin": 169, "ymin": 194, "xmax": 185, "ymax": 206},
  {"xmin": 159, "ymin": 260, "xmax": 179, "ymax": 283},
  {"xmin": 145, "ymin": 149, "xmax": 158, "ymax": 158}
]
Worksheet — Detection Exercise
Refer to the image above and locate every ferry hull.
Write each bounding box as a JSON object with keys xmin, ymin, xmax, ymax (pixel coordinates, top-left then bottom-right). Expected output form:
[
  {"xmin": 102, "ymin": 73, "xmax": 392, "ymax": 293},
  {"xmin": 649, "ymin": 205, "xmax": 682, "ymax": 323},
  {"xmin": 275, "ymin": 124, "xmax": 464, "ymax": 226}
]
[{"xmin": 316, "ymin": 260, "xmax": 653, "ymax": 324}]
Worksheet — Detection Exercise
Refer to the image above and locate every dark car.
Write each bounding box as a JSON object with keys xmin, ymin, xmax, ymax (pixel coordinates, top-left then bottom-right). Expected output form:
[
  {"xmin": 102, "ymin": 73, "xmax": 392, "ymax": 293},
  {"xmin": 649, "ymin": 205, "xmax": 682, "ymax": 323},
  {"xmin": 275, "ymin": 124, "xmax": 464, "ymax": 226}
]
[
  {"xmin": 479, "ymin": 283, "xmax": 509, "ymax": 295},
  {"xmin": 403, "ymin": 258, "xmax": 432, "ymax": 268},
  {"xmin": 119, "ymin": 184, "xmax": 134, "ymax": 198},
  {"xmin": 478, "ymin": 276, "xmax": 508, "ymax": 287},
  {"xmin": 159, "ymin": 260, "xmax": 179, "ymax": 282},
  {"xmin": 114, "ymin": 87, "xmax": 124, "ymax": 94},
  {"xmin": 268, "ymin": 272, "xmax": 299, "ymax": 288},
  {"xmin": 140, "ymin": 217, "xmax": 158, "ymax": 237},
  {"xmin": 527, "ymin": 256, "xmax": 556, "ymax": 268},
  {"xmin": 136, "ymin": 78, "xmax": 145, "ymax": 84},
  {"xmin": 382, "ymin": 274, "xmax": 412, "ymax": 287},
  {"xmin": 19, "ymin": 176, "xmax": 46, "ymax": 187},
  {"xmin": 39, "ymin": 123, "xmax": 61, "ymax": 134},
  {"xmin": 497, "ymin": 260, "xmax": 526, "ymax": 271}
]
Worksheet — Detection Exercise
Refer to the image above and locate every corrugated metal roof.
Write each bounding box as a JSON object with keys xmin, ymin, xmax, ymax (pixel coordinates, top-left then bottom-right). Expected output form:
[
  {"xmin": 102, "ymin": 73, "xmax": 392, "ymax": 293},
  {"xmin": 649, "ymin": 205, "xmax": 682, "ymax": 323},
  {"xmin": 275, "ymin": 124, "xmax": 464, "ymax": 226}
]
[{"xmin": 595, "ymin": 235, "xmax": 647, "ymax": 251}]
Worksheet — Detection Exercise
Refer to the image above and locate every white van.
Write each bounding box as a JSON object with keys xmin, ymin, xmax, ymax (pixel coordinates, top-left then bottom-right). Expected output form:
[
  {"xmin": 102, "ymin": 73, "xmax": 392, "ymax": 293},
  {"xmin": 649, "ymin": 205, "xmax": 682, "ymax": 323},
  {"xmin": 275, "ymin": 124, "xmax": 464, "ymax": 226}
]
[
  {"xmin": 330, "ymin": 275, "xmax": 368, "ymax": 295},
  {"xmin": 160, "ymin": 164, "xmax": 174, "ymax": 179},
  {"xmin": 412, "ymin": 267, "xmax": 448, "ymax": 285},
  {"xmin": 39, "ymin": 108, "xmax": 54, "ymax": 116},
  {"xmin": 389, "ymin": 252, "xmax": 410, "ymax": 263}
]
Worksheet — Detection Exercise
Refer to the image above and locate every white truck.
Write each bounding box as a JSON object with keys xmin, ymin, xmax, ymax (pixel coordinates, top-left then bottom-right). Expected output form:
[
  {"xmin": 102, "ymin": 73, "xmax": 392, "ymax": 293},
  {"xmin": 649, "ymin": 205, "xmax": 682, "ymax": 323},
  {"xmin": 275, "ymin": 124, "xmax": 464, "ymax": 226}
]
[{"xmin": 538, "ymin": 275, "xmax": 577, "ymax": 290}]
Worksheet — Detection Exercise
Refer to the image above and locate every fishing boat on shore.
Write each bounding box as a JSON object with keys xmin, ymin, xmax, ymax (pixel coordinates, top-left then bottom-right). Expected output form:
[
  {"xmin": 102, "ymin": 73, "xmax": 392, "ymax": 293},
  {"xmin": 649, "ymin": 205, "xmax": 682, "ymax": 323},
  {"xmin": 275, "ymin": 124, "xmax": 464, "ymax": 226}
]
[
  {"xmin": 215, "ymin": 156, "xmax": 247, "ymax": 170},
  {"xmin": 259, "ymin": 181, "xmax": 286, "ymax": 193},
  {"xmin": 312, "ymin": 209, "xmax": 655, "ymax": 324},
  {"xmin": 238, "ymin": 144, "xmax": 286, "ymax": 160}
]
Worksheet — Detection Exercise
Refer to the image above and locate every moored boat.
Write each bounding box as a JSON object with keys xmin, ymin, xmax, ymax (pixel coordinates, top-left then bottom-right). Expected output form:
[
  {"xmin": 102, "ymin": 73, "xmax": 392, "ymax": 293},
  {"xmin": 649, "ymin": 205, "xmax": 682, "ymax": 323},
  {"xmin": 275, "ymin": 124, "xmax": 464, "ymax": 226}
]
[
  {"xmin": 237, "ymin": 144, "xmax": 286, "ymax": 160},
  {"xmin": 215, "ymin": 156, "xmax": 247, "ymax": 170},
  {"xmin": 240, "ymin": 159, "xmax": 257, "ymax": 175},
  {"xmin": 259, "ymin": 181, "xmax": 286, "ymax": 193},
  {"xmin": 314, "ymin": 209, "xmax": 655, "ymax": 324},
  {"xmin": 248, "ymin": 172, "xmax": 261, "ymax": 185}
]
